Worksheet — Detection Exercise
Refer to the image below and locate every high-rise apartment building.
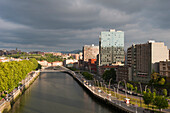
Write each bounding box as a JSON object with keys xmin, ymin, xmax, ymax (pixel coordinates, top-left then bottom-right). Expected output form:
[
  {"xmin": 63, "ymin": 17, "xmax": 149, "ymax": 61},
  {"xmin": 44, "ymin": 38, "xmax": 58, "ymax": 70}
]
[
  {"xmin": 82, "ymin": 44, "xmax": 99, "ymax": 62},
  {"xmin": 127, "ymin": 40, "xmax": 169, "ymax": 83},
  {"xmin": 99, "ymin": 29, "xmax": 125, "ymax": 66}
]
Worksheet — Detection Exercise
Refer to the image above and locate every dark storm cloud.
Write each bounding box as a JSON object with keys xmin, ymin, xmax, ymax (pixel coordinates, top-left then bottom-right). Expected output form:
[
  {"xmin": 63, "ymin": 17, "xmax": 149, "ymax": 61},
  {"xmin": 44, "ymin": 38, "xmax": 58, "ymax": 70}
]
[{"xmin": 0, "ymin": 0, "xmax": 170, "ymax": 51}]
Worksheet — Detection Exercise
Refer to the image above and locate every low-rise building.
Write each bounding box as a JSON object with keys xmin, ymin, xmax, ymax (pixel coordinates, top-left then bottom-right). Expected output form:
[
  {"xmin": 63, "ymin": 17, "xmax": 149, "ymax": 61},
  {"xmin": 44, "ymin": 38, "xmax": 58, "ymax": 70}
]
[
  {"xmin": 52, "ymin": 61, "xmax": 63, "ymax": 66},
  {"xmin": 116, "ymin": 65, "xmax": 132, "ymax": 82},
  {"xmin": 159, "ymin": 60, "xmax": 170, "ymax": 78},
  {"xmin": 63, "ymin": 59, "xmax": 78, "ymax": 67},
  {"xmin": 38, "ymin": 61, "xmax": 48, "ymax": 67},
  {"xmin": 97, "ymin": 65, "xmax": 119, "ymax": 76},
  {"xmin": 88, "ymin": 59, "xmax": 97, "ymax": 73}
]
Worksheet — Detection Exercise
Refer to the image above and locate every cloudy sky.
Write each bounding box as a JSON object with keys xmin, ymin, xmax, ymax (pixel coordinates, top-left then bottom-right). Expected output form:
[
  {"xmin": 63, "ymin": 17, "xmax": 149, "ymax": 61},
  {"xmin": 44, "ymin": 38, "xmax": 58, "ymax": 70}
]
[{"xmin": 0, "ymin": 0, "xmax": 170, "ymax": 52}]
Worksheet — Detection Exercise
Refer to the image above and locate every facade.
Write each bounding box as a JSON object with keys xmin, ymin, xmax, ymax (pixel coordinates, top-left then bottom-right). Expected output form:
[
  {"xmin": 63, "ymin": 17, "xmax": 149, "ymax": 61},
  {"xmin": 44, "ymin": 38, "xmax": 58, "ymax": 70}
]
[
  {"xmin": 83, "ymin": 44, "xmax": 99, "ymax": 62},
  {"xmin": 169, "ymin": 49, "xmax": 170, "ymax": 60},
  {"xmin": 116, "ymin": 65, "xmax": 131, "ymax": 82},
  {"xmin": 53, "ymin": 52, "xmax": 62, "ymax": 56},
  {"xmin": 38, "ymin": 61, "xmax": 48, "ymax": 67},
  {"xmin": 99, "ymin": 29, "xmax": 125, "ymax": 66},
  {"xmin": 79, "ymin": 52, "xmax": 83, "ymax": 60},
  {"xmin": 88, "ymin": 59, "xmax": 97, "ymax": 73},
  {"xmin": 159, "ymin": 60, "xmax": 170, "ymax": 78},
  {"xmin": 127, "ymin": 41, "xmax": 169, "ymax": 83},
  {"xmin": 29, "ymin": 51, "xmax": 44, "ymax": 55},
  {"xmin": 52, "ymin": 61, "xmax": 63, "ymax": 66},
  {"xmin": 63, "ymin": 59, "xmax": 78, "ymax": 67},
  {"xmin": 97, "ymin": 65, "xmax": 119, "ymax": 76}
]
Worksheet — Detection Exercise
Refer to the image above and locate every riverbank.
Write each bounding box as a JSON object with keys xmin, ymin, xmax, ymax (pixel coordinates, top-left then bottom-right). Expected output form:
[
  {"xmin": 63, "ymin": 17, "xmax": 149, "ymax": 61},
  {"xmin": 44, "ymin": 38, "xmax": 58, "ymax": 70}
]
[
  {"xmin": 0, "ymin": 70, "xmax": 40, "ymax": 113},
  {"xmin": 62, "ymin": 67, "xmax": 135, "ymax": 113}
]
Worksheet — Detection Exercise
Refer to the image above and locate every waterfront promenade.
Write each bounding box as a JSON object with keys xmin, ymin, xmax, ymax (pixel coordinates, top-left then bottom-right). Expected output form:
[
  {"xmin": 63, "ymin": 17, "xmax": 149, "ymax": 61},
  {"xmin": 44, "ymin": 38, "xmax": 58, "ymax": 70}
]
[
  {"xmin": 61, "ymin": 66, "xmax": 169, "ymax": 113},
  {"xmin": 1, "ymin": 66, "xmax": 169, "ymax": 113},
  {"xmin": 0, "ymin": 70, "xmax": 40, "ymax": 113}
]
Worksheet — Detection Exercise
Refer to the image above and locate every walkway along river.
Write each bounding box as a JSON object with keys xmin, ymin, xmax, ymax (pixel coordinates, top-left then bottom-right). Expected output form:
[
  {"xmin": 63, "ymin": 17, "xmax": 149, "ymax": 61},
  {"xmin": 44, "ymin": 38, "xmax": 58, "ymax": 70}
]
[{"xmin": 8, "ymin": 72, "xmax": 116, "ymax": 113}]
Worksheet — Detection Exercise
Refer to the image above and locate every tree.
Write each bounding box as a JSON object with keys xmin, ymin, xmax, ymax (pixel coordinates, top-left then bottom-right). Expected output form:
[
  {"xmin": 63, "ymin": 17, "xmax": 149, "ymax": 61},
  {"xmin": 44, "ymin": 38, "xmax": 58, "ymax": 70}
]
[
  {"xmin": 134, "ymin": 86, "xmax": 137, "ymax": 92},
  {"xmin": 163, "ymin": 89, "xmax": 167, "ymax": 97},
  {"xmin": 154, "ymin": 96, "xmax": 168, "ymax": 111},
  {"xmin": 158, "ymin": 78, "xmax": 165, "ymax": 85},
  {"xmin": 130, "ymin": 84, "xmax": 134, "ymax": 92},
  {"xmin": 102, "ymin": 68, "xmax": 116, "ymax": 83},
  {"xmin": 143, "ymin": 90, "xmax": 154, "ymax": 108},
  {"xmin": 0, "ymin": 59, "xmax": 39, "ymax": 93},
  {"xmin": 82, "ymin": 72, "xmax": 93, "ymax": 80}
]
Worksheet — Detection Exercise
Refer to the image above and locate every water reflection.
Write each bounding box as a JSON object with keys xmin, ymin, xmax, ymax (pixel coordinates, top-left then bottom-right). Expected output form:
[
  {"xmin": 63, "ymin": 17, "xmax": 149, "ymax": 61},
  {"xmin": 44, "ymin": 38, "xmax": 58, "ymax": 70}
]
[{"xmin": 9, "ymin": 72, "xmax": 115, "ymax": 113}]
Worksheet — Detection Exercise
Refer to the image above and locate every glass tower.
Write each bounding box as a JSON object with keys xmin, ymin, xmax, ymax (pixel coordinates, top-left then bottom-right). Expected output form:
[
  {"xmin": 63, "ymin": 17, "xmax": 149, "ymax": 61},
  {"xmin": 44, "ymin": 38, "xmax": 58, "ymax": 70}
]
[{"xmin": 99, "ymin": 29, "xmax": 125, "ymax": 65}]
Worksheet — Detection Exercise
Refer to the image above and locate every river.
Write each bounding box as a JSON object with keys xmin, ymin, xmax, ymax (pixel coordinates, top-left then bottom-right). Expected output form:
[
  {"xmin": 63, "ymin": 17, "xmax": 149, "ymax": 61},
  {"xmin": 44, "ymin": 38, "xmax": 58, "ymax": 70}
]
[{"xmin": 9, "ymin": 72, "xmax": 117, "ymax": 113}]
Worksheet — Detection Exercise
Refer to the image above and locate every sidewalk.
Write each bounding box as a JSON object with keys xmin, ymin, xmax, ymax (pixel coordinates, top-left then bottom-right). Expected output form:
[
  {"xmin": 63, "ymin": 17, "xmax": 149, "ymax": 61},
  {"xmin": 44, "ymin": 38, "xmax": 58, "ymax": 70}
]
[{"xmin": 67, "ymin": 68, "xmax": 170, "ymax": 113}]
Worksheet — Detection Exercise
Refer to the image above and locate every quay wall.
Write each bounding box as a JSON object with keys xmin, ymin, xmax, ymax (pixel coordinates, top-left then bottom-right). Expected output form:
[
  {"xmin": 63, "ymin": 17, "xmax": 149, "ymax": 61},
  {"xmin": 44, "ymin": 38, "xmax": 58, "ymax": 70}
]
[
  {"xmin": 65, "ymin": 71, "xmax": 134, "ymax": 113},
  {"xmin": 0, "ymin": 70, "xmax": 40, "ymax": 113}
]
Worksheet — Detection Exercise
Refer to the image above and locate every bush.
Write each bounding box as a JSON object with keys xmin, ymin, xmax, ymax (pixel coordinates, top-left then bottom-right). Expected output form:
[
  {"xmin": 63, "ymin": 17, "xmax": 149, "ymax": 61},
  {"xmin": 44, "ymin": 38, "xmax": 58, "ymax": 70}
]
[
  {"xmin": 82, "ymin": 72, "xmax": 93, "ymax": 80},
  {"xmin": 154, "ymin": 96, "xmax": 168, "ymax": 111}
]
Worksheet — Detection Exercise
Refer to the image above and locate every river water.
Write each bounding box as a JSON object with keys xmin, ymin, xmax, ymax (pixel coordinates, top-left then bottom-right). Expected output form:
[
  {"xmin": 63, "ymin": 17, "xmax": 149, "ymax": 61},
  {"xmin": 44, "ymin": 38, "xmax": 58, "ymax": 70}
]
[{"xmin": 9, "ymin": 72, "xmax": 116, "ymax": 113}]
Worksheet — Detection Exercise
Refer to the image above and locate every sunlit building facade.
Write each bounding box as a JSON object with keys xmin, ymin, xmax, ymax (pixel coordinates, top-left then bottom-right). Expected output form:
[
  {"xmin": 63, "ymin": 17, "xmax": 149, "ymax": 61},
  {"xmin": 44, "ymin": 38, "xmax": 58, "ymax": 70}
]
[{"xmin": 99, "ymin": 29, "xmax": 125, "ymax": 66}]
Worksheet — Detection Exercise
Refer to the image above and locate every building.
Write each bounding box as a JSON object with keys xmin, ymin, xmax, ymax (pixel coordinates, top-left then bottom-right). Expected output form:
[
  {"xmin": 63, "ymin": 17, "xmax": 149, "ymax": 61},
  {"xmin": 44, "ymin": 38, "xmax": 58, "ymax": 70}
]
[
  {"xmin": 83, "ymin": 44, "xmax": 99, "ymax": 62},
  {"xmin": 38, "ymin": 61, "xmax": 48, "ymax": 67},
  {"xmin": 127, "ymin": 40, "xmax": 169, "ymax": 83},
  {"xmin": 53, "ymin": 52, "xmax": 62, "ymax": 56},
  {"xmin": 29, "ymin": 51, "xmax": 44, "ymax": 55},
  {"xmin": 99, "ymin": 29, "xmax": 125, "ymax": 66},
  {"xmin": 79, "ymin": 52, "xmax": 83, "ymax": 60},
  {"xmin": 116, "ymin": 65, "xmax": 132, "ymax": 82},
  {"xmin": 52, "ymin": 61, "xmax": 63, "ymax": 66},
  {"xmin": 169, "ymin": 49, "xmax": 170, "ymax": 60},
  {"xmin": 88, "ymin": 59, "xmax": 97, "ymax": 73},
  {"xmin": 97, "ymin": 65, "xmax": 119, "ymax": 76},
  {"xmin": 159, "ymin": 60, "xmax": 170, "ymax": 77},
  {"xmin": 63, "ymin": 59, "xmax": 78, "ymax": 67}
]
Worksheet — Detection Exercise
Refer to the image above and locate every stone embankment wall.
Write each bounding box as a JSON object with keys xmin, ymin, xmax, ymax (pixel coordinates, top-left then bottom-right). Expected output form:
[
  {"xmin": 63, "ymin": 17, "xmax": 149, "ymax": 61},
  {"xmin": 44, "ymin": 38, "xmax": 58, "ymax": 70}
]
[
  {"xmin": 0, "ymin": 70, "xmax": 40, "ymax": 113},
  {"xmin": 65, "ymin": 71, "xmax": 133, "ymax": 113}
]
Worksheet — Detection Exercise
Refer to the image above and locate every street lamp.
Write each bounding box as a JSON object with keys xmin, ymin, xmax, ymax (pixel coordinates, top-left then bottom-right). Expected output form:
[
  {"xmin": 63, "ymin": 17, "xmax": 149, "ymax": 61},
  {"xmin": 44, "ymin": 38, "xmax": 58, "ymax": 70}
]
[
  {"xmin": 138, "ymin": 82, "xmax": 142, "ymax": 107},
  {"xmin": 145, "ymin": 85, "xmax": 148, "ymax": 92},
  {"xmin": 100, "ymin": 82, "xmax": 103, "ymax": 89},
  {"xmin": 93, "ymin": 78, "xmax": 96, "ymax": 86},
  {"xmin": 96, "ymin": 80, "xmax": 100, "ymax": 88},
  {"xmin": 109, "ymin": 78, "xmax": 112, "ymax": 89},
  {"xmin": 104, "ymin": 84, "xmax": 108, "ymax": 99},
  {"xmin": 123, "ymin": 79, "xmax": 127, "ymax": 98},
  {"xmin": 117, "ymin": 81, "xmax": 121, "ymax": 94}
]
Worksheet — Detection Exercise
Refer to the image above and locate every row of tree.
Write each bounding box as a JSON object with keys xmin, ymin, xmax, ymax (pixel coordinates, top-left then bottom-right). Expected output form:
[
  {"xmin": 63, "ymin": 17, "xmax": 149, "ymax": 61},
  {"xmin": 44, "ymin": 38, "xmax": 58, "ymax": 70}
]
[
  {"xmin": 0, "ymin": 58, "xmax": 39, "ymax": 93},
  {"xmin": 81, "ymin": 72, "xmax": 93, "ymax": 80},
  {"xmin": 143, "ymin": 89, "xmax": 169, "ymax": 111},
  {"xmin": 37, "ymin": 54, "xmax": 64, "ymax": 62}
]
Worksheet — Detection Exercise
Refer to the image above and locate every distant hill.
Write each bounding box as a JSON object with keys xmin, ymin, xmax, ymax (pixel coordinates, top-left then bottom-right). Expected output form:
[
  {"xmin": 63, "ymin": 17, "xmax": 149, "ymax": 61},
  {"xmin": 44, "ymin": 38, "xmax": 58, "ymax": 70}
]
[{"xmin": 60, "ymin": 50, "xmax": 82, "ymax": 54}]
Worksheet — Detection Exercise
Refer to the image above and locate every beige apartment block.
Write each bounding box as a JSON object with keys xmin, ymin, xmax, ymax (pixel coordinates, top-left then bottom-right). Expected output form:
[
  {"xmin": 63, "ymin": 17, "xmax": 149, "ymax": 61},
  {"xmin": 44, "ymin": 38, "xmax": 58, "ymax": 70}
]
[
  {"xmin": 83, "ymin": 44, "xmax": 99, "ymax": 62},
  {"xmin": 127, "ymin": 40, "xmax": 169, "ymax": 83}
]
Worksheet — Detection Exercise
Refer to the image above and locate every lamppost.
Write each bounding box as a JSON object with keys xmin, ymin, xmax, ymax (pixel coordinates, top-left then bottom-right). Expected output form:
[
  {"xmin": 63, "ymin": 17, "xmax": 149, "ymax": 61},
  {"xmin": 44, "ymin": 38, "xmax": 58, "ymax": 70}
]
[
  {"xmin": 117, "ymin": 81, "xmax": 121, "ymax": 94},
  {"xmin": 145, "ymin": 85, "xmax": 148, "ymax": 92},
  {"xmin": 100, "ymin": 82, "xmax": 103, "ymax": 89},
  {"xmin": 93, "ymin": 78, "xmax": 96, "ymax": 86},
  {"xmin": 104, "ymin": 84, "xmax": 107, "ymax": 98},
  {"xmin": 123, "ymin": 79, "xmax": 127, "ymax": 98},
  {"xmin": 114, "ymin": 87, "xmax": 116, "ymax": 98},
  {"xmin": 109, "ymin": 78, "xmax": 112, "ymax": 89},
  {"xmin": 138, "ymin": 82, "xmax": 142, "ymax": 107},
  {"xmin": 96, "ymin": 80, "xmax": 100, "ymax": 88}
]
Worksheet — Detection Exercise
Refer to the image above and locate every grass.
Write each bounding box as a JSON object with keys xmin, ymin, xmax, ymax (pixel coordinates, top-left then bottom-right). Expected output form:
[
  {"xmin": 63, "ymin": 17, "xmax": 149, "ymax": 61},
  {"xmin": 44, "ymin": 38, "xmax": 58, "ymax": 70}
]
[{"xmin": 98, "ymin": 87, "xmax": 170, "ymax": 111}]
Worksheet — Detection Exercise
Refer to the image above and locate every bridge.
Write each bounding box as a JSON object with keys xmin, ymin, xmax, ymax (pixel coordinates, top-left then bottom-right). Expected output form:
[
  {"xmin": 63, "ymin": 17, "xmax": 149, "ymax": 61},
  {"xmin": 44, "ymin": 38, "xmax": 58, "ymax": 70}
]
[{"xmin": 40, "ymin": 66, "xmax": 72, "ymax": 73}]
